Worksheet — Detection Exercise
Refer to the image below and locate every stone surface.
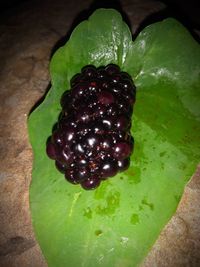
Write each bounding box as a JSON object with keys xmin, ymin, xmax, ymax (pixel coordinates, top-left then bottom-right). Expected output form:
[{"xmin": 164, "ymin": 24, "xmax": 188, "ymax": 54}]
[{"xmin": 0, "ymin": 0, "xmax": 199, "ymax": 266}]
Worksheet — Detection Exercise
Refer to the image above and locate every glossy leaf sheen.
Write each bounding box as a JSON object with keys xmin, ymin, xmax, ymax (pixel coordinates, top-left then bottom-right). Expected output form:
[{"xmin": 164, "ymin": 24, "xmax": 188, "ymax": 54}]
[{"xmin": 28, "ymin": 9, "xmax": 200, "ymax": 267}]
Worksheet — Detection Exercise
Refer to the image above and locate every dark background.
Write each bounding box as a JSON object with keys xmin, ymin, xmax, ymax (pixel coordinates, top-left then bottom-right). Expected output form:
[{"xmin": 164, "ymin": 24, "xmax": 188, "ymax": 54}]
[{"xmin": 1, "ymin": 0, "xmax": 200, "ymax": 31}]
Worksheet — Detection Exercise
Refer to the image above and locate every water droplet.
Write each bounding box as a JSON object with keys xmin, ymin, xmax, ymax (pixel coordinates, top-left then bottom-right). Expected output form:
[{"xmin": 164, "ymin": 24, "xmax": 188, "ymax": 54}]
[
  {"xmin": 141, "ymin": 198, "xmax": 154, "ymax": 210},
  {"xmin": 96, "ymin": 191, "xmax": 120, "ymax": 216},
  {"xmin": 108, "ymin": 247, "xmax": 114, "ymax": 253},
  {"xmin": 94, "ymin": 182, "xmax": 110, "ymax": 200},
  {"xmin": 95, "ymin": 229, "xmax": 103, "ymax": 236},
  {"xmin": 139, "ymin": 205, "xmax": 143, "ymax": 211},
  {"xmin": 83, "ymin": 207, "xmax": 92, "ymax": 219},
  {"xmin": 125, "ymin": 167, "xmax": 141, "ymax": 184},
  {"xmin": 130, "ymin": 213, "xmax": 139, "ymax": 225},
  {"xmin": 97, "ymin": 254, "xmax": 104, "ymax": 263},
  {"xmin": 178, "ymin": 162, "xmax": 186, "ymax": 170},
  {"xmin": 159, "ymin": 151, "xmax": 166, "ymax": 157},
  {"xmin": 120, "ymin": 236, "xmax": 129, "ymax": 246}
]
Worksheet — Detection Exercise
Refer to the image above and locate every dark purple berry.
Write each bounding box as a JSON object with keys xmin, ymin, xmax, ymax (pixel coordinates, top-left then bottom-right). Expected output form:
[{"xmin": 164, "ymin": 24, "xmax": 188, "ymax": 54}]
[
  {"xmin": 94, "ymin": 104, "xmax": 107, "ymax": 117},
  {"xmin": 89, "ymin": 160, "xmax": 99, "ymax": 174},
  {"xmin": 81, "ymin": 65, "xmax": 97, "ymax": 78},
  {"xmin": 73, "ymin": 142, "xmax": 85, "ymax": 155},
  {"xmin": 63, "ymin": 126, "xmax": 76, "ymax": 143},
  {"xmin": 60, "ymin": 91, "xmax": 71, "ymax": 108},
  {"xmin": 75, "ymin": 107, "xmax": 91, "ymax": 123},
  {"xmin": 63, "ymin": 114, "xmax": 77, "ymax": 128},
  {"xmin": 102, "ymin": 116, "xmax": 115, "ymax": 130},
  {"xmin": 81, "ymin": 176, "xmax": 101, "ymax": 190},
  {"xmin": 70, "ymin": 73, "xmax": 84, "ymax": 87},
  {"xmin": 61, "ymin": 146, "xmax": 74, "ymax": 165},
  {"xmin": 46, "ymin": 64, "xmax": 136, "ymax": 190},
  {"xmin": 71, "ymin": 83, "xmax": 88, "ymax": 98},
  {"xmin": 92, "ymin": 121, "xmax": 106, "ymax": 134},
  {"xmin": 115, "ymin": 115, "xmax": 129, "ymax": 131},
  {"xmin": 100, "ymin": 158, "xmax": 118, "ymax": 179},
  {"xmin": 65, "ymin": 168, "xmax": 79, "ymax": 184},
  {"xmin": 76, "ymin": 157, "xmax": 87, "ymax": 167},
  {"xmin": 88, "ymin": 80, "xmax": 99, "ymax": 93},
  {"xmin": 97, "ymin": 91, "xmax": 114, "ymax": 105},
  {"xmin": 52, "ymin": 130, "xmax": 64, "ymax": 146},
  {"xmin": 77, "ymin": 122, "xmax": 90, "ymax": 136},
  {"xmin": 109, "ymin": 84, "xmax": 122, "ymax": 95},
  {"xmin": 113, "ymin": 142, "xmax": 132, "ymax": 160},
  {"xmin": 46, "ymin": 142, "xmax": 57, "ymax": 159},
  {"xmin": 120, "ymin": 71, "xmax": 132, "ymax": 80},
  {"xmin": 100, "ymin": 81, "xmax": 109, "ymax": 90},
  {"xmin": 111, "ymin": 74, "xmax": 121, "ymax": 83},
  {"xmin": 84, "ymin": 133, "xmax": 101, "ymax": 151},
  {"xmin": 121, "ymin": 79, "xmax": 133, "ymax": 90},
  {"xmin": 117, "ymin": 158, "xmax": 130, "ymax": 172},
  {"xmin": 106, "ymin": 104, "xmax": 118, "ymax": 116},
  {"xmin": 97, "ymin": 67, "xmax": 107, "ymax": 79},
  {"xmin": 100, "ymin": 136, "xmax": 113, "ymax": 151},
  {"xmin": 75, "ymin": 167, "xmax": 90, "ymax": 181},
  {"xmin": 105, "ymin": 64, "xmax": 120, "ymax": 75},
  {"xmin": 55, "ymin": 161, "xmax": 67, "ymax": 173},
  {"xmin": 117, "ymin": 98, "xmax": 130, "ymax": 113}
]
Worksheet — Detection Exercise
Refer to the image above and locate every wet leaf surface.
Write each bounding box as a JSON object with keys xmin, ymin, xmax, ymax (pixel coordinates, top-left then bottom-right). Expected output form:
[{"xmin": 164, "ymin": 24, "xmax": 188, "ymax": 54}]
[{"xmin": 28, "ymin": 9, "xmax": 200, "ymax": 267}]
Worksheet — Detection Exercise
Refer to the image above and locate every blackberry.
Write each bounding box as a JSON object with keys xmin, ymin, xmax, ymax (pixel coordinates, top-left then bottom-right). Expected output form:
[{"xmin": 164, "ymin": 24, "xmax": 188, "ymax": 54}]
[{"xmin": 46, "ymin": 64, "xmax": 136, "ymax": 190}]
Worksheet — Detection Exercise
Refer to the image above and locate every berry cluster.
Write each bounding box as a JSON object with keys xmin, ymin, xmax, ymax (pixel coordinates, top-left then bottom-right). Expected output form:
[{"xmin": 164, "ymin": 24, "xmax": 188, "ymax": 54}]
[{"xmin": 46, "ymin": 64, "xmax": 136, "ymax": 190}]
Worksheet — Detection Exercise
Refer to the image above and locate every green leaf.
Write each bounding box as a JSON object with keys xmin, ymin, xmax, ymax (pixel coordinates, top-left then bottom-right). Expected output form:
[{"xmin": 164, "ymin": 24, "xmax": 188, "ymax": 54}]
[{"xmin": 28, "ymin": 8, "xmax": 200, "ymax": 267}]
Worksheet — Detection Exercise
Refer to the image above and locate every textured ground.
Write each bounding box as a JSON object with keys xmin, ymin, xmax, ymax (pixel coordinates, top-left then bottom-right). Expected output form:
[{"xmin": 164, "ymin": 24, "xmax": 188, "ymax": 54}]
[{"xmin": 0, "ymin": 0, "xmax": 200, "ymax": 266}]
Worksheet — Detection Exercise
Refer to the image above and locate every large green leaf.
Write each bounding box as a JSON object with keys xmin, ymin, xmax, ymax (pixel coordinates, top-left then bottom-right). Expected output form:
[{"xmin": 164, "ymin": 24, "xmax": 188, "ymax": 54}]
[{"xmin": 28, "ymin": 9, "xmax": 200, "ymax": 267}]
